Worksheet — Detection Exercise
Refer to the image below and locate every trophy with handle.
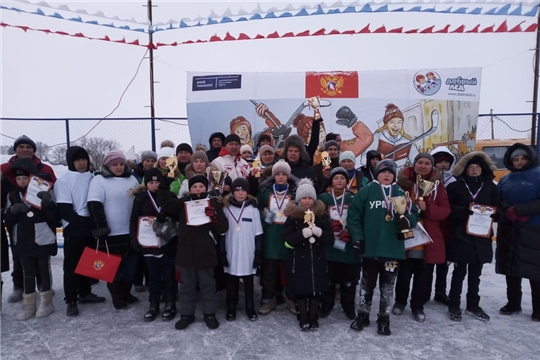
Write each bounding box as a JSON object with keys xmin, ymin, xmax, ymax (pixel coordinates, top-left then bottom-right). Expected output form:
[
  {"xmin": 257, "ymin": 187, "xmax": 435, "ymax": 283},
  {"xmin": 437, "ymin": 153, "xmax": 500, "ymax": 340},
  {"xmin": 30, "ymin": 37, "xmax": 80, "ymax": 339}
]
[
  {"xmin": 252, "ymin": 158, "xmax": 262, "ymax": 178},
  {"xmin": 416, "ymin": 175, "xmax": 439, "ymax": 214},
  {"xmin": 165, "ymin": 155, "xmax": 178, "ymax": 178},
  {"xmin": 388, "ymin": 192, "xmax": 414, "ymax": 240},
  {"xmin": 321, "ymin": 151, "xmax": 332, "ymax": 170}
]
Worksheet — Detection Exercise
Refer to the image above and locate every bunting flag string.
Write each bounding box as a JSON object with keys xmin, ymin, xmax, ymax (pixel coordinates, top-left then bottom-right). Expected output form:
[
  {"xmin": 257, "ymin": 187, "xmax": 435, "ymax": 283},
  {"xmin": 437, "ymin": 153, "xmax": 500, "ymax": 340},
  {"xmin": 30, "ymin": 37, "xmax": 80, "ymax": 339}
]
[
  {"xmin": 0, "ymin": 22, "xmax": 147, "ymax": 47},
  {"xmin": 2, "ymin": 19, "xmax": 536, "ymax": 49},
  {"xmin": 4, "ymin": 1, "xmax": 539, "ymax": 34}
]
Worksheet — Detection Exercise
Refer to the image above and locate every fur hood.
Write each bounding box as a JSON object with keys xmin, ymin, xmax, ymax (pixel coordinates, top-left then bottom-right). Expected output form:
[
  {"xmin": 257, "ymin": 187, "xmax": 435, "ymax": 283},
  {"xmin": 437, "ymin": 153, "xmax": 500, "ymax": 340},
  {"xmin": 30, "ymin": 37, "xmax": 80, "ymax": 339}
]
[
  {"xmin": 129, "ymin": 184, "xmax": 147, "ymax": 197},
  {"xmin": 452, "ymin": 151, "xmax": 497, "ymax": 179},
  {"xmin": 284, "ymin": 199, "xmax": 326, "ymax": 220},
  {"xmin": 503, "ymin": 143, "xmax": 539, "ymax": 172},
  {"xmin": 222, "ymin": 193, "xmax": 258, "ymax": 207},
  {"xmin": 184, "ymin": 163, "xmax": 217, "ymax": 180},
  {"xmin": 397, "ymin": 166, "xmax": 441, "ymax": 190},
  {"xmin": 259, "ymin": 167, "xmax": 299, "ymax": 192},
  {"xmin": 279, "ymin": 135, "xmax": 310, "ymax": 164},
  {"xmin": 430, "ymin": 146, "xmax": 456, "ymax": 167}
]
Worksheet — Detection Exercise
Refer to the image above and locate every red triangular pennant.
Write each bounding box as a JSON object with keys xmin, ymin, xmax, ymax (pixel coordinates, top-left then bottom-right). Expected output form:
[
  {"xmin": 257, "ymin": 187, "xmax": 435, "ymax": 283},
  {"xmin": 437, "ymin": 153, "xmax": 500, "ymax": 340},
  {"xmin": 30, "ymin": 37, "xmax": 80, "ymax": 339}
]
[
  {"xmin": 238, "ymin": 33, "xmax": 251, "ymax": 40},
  {"xmin": 329, "ymin": 29, "xmax": 341, "ymax": 35},
  {"xmin": 509, "ymin": 21, "xmax": 525, "ymax": 32},
  {"xmin": 481, "ymin": 25, "xmax": 494, "ymax": 33},
  {"xmin": 282, "ymin": 32, "xmax": 295, "ymax": 37},
  {"xmin": 405, "ymin": 29, "xmax": 419, "ymax": 34},
  {"xmin": 224, "ymin": 32, "xmax": 236, "ymax": 40},
  {"xmin": 358, "ymin": 24, "xmax": 371, "ymax": 33},
  {"xmin": 313, "ymin": 28, "xmax": 326, "ymax": 36},
  {"xmin": 435, "ymin": 25, "xmax": 450, "ymax": 33},
  {"xmin": 495, "ymin": 21, "xmax": 508, "ymax": 33},
  {"xmin": 373, "ymin": 25, "xmax": 386, "ymax": 33},
  {"xmin": 296, "ymin": 30, "xmax": 310, "ymax": 36},
  {"xmin": 420, "ymin": 25, "xmax": 434, "ymax": 34},
  {"xmin": 466, "ymin": 25, "xmax": 480, "ymax": 33},
  {"xmin": 525, "ymin": 23, "xmax": 538, "ymax": 32},
  {"xmin": 266, "ymin": 31, "xmax": 279, "ymax": 38},
  {"xmin": 209, "ymin": 35, "xmax": 222, "ymax": 41},
  {"xmin": 451, "ymin": 25, "xmax": 465, "ymax": 33},
  {"xmin": 388, "ymin": 27, "xmax": 403, "ymax": 33}
]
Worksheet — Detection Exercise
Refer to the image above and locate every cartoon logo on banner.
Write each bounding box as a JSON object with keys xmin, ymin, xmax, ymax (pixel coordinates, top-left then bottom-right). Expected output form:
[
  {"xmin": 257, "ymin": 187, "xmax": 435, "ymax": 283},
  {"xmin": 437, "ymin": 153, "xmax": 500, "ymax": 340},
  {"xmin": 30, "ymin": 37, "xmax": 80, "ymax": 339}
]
[{"xmin": 413, "ymin": 71, "xmax": 441, "ymax": 96}]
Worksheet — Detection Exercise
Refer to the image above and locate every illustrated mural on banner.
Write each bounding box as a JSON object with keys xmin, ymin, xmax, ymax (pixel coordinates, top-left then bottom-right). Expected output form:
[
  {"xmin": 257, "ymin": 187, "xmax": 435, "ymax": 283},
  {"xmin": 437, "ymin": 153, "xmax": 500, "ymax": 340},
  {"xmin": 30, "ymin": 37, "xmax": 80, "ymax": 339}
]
[{"xmin": 186, "ymin": 68, "xmax": 481, "ymax": 169}]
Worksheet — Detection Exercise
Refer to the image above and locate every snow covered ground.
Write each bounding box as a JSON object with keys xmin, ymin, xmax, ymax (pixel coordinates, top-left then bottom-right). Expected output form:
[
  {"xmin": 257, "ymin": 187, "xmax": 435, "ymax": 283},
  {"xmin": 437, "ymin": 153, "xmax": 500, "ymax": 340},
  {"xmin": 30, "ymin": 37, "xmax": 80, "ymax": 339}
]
[{"xmin": 1, "ymin": 246, "xmax": 538, "ymax": 360}]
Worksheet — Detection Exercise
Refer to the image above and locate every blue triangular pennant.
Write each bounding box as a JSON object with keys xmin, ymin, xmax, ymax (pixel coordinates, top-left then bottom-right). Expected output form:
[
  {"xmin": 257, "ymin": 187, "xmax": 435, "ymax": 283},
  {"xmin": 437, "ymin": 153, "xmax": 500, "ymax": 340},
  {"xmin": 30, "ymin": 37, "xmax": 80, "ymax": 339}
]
[
  {"xmin": 495, "ymin": 4, "xmax": 511, "ymax": 15},
  {"xmin": 359, "ymin": 4, "xmax": 372, "ymax": 13}
]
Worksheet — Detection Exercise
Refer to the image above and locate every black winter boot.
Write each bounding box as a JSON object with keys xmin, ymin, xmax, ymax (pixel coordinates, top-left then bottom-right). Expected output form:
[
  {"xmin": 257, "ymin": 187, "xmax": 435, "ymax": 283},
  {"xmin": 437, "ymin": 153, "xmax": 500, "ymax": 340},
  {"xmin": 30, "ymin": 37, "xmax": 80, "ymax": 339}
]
[
  {"xmin": 66, "ymin": 302, "xmax": 79, "ymax": 317},
  {"xmin": 162, "ymin": 302, "xmax": 176, "ymax": 321},
  {"xmin": 120, "ymin": 281, "xmax": 139, "ymax": 304},
  {"xmin": 499, "ymin": 303, "xmax": 522, "ymax": 315},
  {"xmin": 144, "ymin": 302, "xmax": 160, "ymax": 322},
  {"xmin": 350, "ymin": 311, "xmax": 370, "ymax": 331},
  {"xmin": 203, "ymin": 314, "xmax": 220, "ymax": 329},
  {"xmin": 245, "ymin": 300, "xmax": 258, "ymax": 321},
  {"xmin": 175, "ymin": 315, "xmax": 195, "ymax": 330},
  {"xmin": 226, "ymin": 300, "xmax": 237, "ymax": 321},
  {"xmin": 107, "ymin": 282, "xmax": 127, "ymax": 310},
  {"xmin": 308, "ymin": 297, "xmax": 320, "ymax": 331},
  {"xmin": 376, "ymin": 314, "xmax": 391, "ymax": 336},
  {"xmin": 296, "ymin": 298, "xmax": 309, "ymax": 331}
]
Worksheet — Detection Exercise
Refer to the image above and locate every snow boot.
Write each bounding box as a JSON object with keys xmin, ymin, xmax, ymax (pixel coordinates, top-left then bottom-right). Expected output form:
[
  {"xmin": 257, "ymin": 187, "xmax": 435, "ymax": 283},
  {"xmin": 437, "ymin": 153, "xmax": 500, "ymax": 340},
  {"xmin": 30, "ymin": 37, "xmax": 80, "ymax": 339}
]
[
  {"xmin": 203, "ymin": 314, "xmax": 220, "ymax": 329},
  {"xmin": 107, "ymin": 282, "xmax": 127, "ymax": 310},
  {"xmin": 175, "ymin": 315, "xmax": 195, "ymax": 330},
  {"xmin": 308, "ymin": 297, "xmax": 320, "ymax": 331},
  {"xmin": 66, "ymin": 302, "xmax": 79, "ymax": 317},
  {"xmin": 434, "ymin": 292, "xmax": 450, "ymax": 306},
  {"xmin": 258, "ymin": 298, "xmax": 276, "ymax": 315},
  {"xmin": 144, "ymin": 302, "xmax": 160, "ymax": 322},
  {"xmin": 296, "ymin": 298, "xmax": 309, "ymax": 331},
  {"xmin": 286, "ymin": 296, "xmax": 298, "ymax": 315},
  {"xmin": 16, "ymin": 292, "xmax": 37, "ymax": 320},
  {"xmin": 36, "ymin": 290, "xmax": 54, "ymax": 318},
  {"xmin": 466, "ymin": 306, "xmax": 490, "ymax": 322},
  {"xmin": 162, "ymin": 302, "xmax": 176, "ymax": 321},
  {"xmin": 120, "ymin": 281, "xmax": 139, "ymax": 304},
  {"xmin": 245, "ymin": 300, "xmax": 258, "ymax": 321},
  {"xmin": 392, "ymin": 302, "xmax": 405, "ymax": 316},
  {"xmin": 412, "ymin": 308, "xmax": 426, "ymax": 323},
  {"xmin": 8, "ymin": 288, "xmax": 23, "ymax": 303},
  {"xmin": 350, "ymin": 311, "xmax": 370, "ymax": 331},
  {"xmin": 376, "ymin": 314, "xmax": 391, "ymax": 336},
  {"xmin": 448, "ymin": 306, "xmax": 462, "ymax": 322},
  {"xmin": 78, "ymin": 293, "xmax": 106, "ymax": 304},
  {"xmin": 499, "ymin": 303, "xmax": 522, "ymax": 315},
  {"xmin": 226, "ymin": 299, "xmax": 237, "ymax": 321}
]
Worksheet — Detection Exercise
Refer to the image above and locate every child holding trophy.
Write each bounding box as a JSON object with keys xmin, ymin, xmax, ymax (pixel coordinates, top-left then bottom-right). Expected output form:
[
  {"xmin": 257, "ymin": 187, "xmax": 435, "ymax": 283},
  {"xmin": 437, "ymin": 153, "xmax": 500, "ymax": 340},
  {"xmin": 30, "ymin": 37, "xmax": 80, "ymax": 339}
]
[
  {"xmin": 157, "ymin": 173, "xmax": 228, "ymax": 330},
  {"xmin": 347, "ymin": 159, "xmax": 419, "ymax": 336},
  {"xmin": 393, "ymin": 153, "xmax": 450, "ymax": 322},
  {"xmin": 318, "ymin": 167, "xmax": 361, "ymax": 320},
  {"xmin": 282, "ymin": 178, "xmax": 334, "ymax": 331}
]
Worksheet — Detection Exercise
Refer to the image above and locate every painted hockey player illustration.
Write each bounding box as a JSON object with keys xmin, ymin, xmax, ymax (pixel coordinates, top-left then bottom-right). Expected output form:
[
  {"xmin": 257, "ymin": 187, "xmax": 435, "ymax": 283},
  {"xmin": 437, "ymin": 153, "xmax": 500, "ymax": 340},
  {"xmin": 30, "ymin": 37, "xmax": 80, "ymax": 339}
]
[
  {"xmin": 362, "ymin": 103, "xmax": 427, "ymax": 168},
  {"xmin": 230, "ymin": 116, "xmax": 255, "ymax": 149},
  {"xmin": 333, "ymin": 106, "xmax": 373, "ymax": 157}
]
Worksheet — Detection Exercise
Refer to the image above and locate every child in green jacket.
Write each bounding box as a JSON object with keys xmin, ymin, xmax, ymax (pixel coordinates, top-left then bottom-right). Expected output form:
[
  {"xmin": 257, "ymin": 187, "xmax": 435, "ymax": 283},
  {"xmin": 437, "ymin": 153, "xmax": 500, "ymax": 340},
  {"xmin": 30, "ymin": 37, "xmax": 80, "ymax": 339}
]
[{"xmin": 347, "ymin": 159, "xmax": 419, "ymax": 336}]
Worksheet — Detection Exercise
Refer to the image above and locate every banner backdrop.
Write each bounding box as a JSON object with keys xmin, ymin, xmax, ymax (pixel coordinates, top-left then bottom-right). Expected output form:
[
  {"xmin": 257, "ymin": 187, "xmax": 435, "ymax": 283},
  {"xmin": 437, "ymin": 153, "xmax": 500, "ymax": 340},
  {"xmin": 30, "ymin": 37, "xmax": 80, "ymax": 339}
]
[{"xmin": 187, "ymin": 68, "xmax": 481, "ymax": 169}]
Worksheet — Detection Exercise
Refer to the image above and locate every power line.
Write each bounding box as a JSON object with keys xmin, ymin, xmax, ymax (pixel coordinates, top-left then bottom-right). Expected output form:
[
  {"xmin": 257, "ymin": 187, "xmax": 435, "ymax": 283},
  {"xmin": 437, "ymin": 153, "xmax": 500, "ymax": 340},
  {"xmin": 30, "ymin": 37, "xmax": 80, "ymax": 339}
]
[{"xmin": 494, "ymin": 116, "xmax": 532, "ymax": 133}]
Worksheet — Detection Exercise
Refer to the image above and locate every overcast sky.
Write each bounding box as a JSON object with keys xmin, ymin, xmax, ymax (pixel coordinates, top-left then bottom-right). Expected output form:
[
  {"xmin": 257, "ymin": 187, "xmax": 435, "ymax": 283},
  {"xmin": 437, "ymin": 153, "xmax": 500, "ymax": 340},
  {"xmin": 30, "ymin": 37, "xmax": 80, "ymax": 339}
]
[{"xmin": 1, "ymin": 1, "xmax": 537, "ymax": 152}]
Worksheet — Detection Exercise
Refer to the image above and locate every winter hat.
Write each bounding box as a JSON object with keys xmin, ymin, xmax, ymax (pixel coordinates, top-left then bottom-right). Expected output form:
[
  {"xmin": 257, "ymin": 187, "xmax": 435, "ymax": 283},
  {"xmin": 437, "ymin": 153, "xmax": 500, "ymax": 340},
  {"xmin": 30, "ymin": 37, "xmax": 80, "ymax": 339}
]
[
  {"xmin": 271, "ymin": 160, "xmax": 292, "ymax": 177},
  {"xmin": 466, "ymin": 156, "xmax": 484, "ymax": 169},
  {"xmin": 339, "ymin": 151, "xmax": 356, "ymax": 165},
  {"xmin": 160, "ymin": 140, "xmax": 175, "ymax": 149},
  {"xmin": 14, "ymin": 168, "xmax": 29, "ymax": 177},
  {"xmin": 296, "ymin": 178, "xmax": 317, "ymax": 201},
  {"xmin": 324, "ymin": 140, "xmax": 340, "ymax": 152},
  {"xmin": 188, "ymin": 174, "xmax": 209, "ymax": 190},
  {"xmin": 414, "ymin": 153, "xmax": 435, "ymax": 166},
  {"xmin": 374, "ymin": 159, "xmax": 397, "ymax": 179},
  {"xmin": 258, "ymin": 134, "xmax": 271, "ymax": 145},
  {"xmin": 176, "ymin": 143, "xmax": 193, "ymax": 155},
  {"xmin": 330, "ymin": 166, "xmax": 349, "ymax": 182},
  {"xmin": 230, "ymin": 116, "xmax": 252, "ymax": 136},
  {"xmin": 240, "ymin": 145, "xmax": 253, "ymax": 155},
  {"xmin": 157, "ymin": 147, "xmax": 175, "ymax": 160},
  {"xmin": 325, "ymin": 133, "xmax": 338, "ymax": 142},
  {"xmin": 383, "ymin": 103, "xmax": 404, "ymax": 124},
  {"xmin": 224, "ymin": 134, "xmax": 241, "ymax": 145},
  {"xmin": 144, "ymin": 168, "xmax": 163, "ymax": 184},
  {"xmin": 13, "ymin": 135, "xmax": 36, "ymax": 152},
  {"xmin": 103, "ymin": 150, "xmax": 127, "ymax": 167},
  {"xmin": 208, "ymin": 132, "xmax": 225, "ymax": 146},
  {"xmin": 141, "ymin": 150, "xmax": 157, "ymax": 162},
  {"xmin": 432, "ymin": 152, "xmax": 454, "ymax": 165},
  {"xmin": 510, "ymin": 148, "xmax": 529, "ymax": 161},
  {"xmin": 190, "ymin": 150, "xmax": 209, "ymax": 165},
  {"xmin": 258, "ymin": 145, "xmax": 275, "ymax": 157},
  {"xmin": 232, "ymin": 178, "xmax": 250, "ymax": 193},
  {"xmin": 71, "ymin": 147, "xmax": 90, "ymax": 162}
]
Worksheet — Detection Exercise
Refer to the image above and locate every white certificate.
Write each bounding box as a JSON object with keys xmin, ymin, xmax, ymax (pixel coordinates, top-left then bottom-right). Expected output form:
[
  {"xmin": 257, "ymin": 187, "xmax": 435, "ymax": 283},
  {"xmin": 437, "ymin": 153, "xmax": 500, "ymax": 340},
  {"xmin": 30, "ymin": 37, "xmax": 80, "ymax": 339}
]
[
  {"xmin": 466, "ymin": 204, "xmax": 496, "ymax": 238},
  {"xmin": 23, "ymin": 176, "xmax": 53, "ymax": 209},
  {"xmin": 404, "ymin": 222, "xmax": 433, "ymax": 250},
  {"xmin": 137, "ymin": 216, "xmax": 161, "ymax": 248},
  {"xmin": 184, "ymin": 199, "xmax": 211, "ymax": 226}
]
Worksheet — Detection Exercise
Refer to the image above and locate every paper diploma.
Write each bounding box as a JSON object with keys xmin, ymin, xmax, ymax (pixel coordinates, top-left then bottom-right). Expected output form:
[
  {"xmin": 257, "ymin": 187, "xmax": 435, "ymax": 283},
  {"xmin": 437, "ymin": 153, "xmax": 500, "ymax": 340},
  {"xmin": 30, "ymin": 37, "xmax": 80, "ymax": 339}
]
[
  {"xmin": 23, "ymin": 176, "xmax": 53, "ymax": 209},
  {"xmin": 466, "ymin": 204, "xmax": 496, "ymax": 238},
  {"xmin": 137, "ymin": 217, "xmax": 161, "ymax": 248},
  {"xmin": 404, "ymin": 222, "xmax": 433, "ymax": 250},
  {"xmin": 184, "ymin": 199, "xmax": 211, "ymax": 226}
]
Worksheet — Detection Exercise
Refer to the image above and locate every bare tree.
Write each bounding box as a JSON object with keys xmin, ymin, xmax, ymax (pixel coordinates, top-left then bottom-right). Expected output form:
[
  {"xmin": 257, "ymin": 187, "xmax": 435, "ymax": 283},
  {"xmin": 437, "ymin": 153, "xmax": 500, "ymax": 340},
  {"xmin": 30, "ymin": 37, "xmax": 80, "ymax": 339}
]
[
  {"xmin": 35, "ymin": 141, "xmax": 51, "ymax": 162},
  {"xmin": 48, "ymin": 145, "xmax": 68, "ymax": 166},
  {"xmin": 0, "ymin": 145, "xmax": 13, "ymax": 155},
  {"xmin": 76, "ymin": 137, "xmax": 121, "ymax": 169}
]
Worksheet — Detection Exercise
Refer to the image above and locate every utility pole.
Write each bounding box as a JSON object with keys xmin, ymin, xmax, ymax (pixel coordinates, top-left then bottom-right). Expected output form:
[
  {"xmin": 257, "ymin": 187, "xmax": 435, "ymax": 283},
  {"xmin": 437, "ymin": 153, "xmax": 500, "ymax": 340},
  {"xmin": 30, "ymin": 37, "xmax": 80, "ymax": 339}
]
[
  {"xmin": 145, "ymin": 0, "xmax": 157, "ymax": 151},
  {"xmin": 490, "ymin": 109, "xmax": 494, "ymax": 139},
  {"xmin": 531, "ymin": 9, "xmax": 540, "ymax": 147}
]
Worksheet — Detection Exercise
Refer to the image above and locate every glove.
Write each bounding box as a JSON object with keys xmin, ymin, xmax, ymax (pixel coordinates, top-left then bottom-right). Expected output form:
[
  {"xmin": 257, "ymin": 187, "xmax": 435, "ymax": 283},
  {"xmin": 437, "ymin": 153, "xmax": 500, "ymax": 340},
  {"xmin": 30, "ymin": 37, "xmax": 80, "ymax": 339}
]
[
  {"xmin": 270, "ymin": 124, "xmax": 292, "ymax": 138},
  {"xmin": 465, "ymin": 207, "xmax": 474, "ymax": 217},
  {"xmin": 160, "ymin": 175, "xmax": 174, "ymax": 189},
  {"xmin": 253, "ymin": 253, "xmax": 263, "ymax": 269},
  {"xmin": 335, "ymin": 106, "xmax": 358, "ymax": 128},
  {"xmin": 311, "ymin": 225, "xmax": 323, "ymax": 238},
  {"xmin": 505, "ymin": 207, "xmax": 518, "ymax": 221},
  {"xmin": 36, "ymin": 191, "xmax": 52, "ymax": 206},
  {"xmin": 352, "ymin": 240, "xmax": 365, "ymax": 255},
  {"xmin": 331, "ymin": 220, "xmax": 343, "ymax": 233},
  {"xmin": 219, "ymin": 252, "xmax": 229, "ymax": 267},
  {"xmin": 10, "ymin": 203, "xmax": 29, "ymax": 215},
  {"xmin": 156, "ymin": 212, "xmax": 167, "ymax": 223},
  {"xmin": 130, "ymin": 237, "xmax": 142, "ymax": 252},
  {"xmin": 302, "ymin": 227, "xmax": 313, "ymax": 239},
  {"xmin": 397, "ymin": 216, "xmax": 411, "ymax": 232},
  {"xmin": 338, "ymin": 230, "xmax": 351, "ymax": 243},
  {"xmin": 204, "ymin": 206, "xmax": 219, "ymax": 223},
  {"xmin": 92, "ymin": 227, "xmax": 110, "ymax": 238}
]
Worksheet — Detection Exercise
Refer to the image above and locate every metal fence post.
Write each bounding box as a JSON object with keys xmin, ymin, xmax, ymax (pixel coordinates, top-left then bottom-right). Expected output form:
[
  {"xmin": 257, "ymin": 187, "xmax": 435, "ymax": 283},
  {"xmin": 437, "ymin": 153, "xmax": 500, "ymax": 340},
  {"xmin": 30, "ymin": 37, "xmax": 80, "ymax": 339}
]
[
  {"xmin": 151, "ymin": 118, "xmax": 156, "ymax": 151},
  {"xmin": 65, "ymin": 119, "xmax": 71, "ymax": 148},
  {"xmin": 536, "ymin": 113, "xmax": 540, "ymax": 153}
]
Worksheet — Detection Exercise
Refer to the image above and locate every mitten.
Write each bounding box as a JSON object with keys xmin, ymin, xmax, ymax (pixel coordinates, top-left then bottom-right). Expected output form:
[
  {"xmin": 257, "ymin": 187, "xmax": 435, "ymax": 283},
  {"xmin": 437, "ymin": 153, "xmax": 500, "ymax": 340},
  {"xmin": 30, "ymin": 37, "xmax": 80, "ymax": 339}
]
[
  {"xmin": 464, "ymin": 207, "xmax": 474, "ymax": 217},
  {"xmin": 338, "ymin": 230, "xmax": 351, "ymax": 243},
  {"xmin": 204, "ymin": 206, "xmax": 219, "ymax": 223},
  {"xmin": 352, "ymin": 240, "xmax": 365, "ymax": 255},
  {"xmin": 253, "ymin": 254, "xmax": 263, "ymax": 269},
  {"xmin": 160, "ymin": 175, "xmax": 174, "ymax": 190},
  {"xmin": 505, "ymin": 207, "xmax": 518, "ymax": 221},
  {"xmin": 331, "ymin": 220, "xmax": 343, "ymax": 233},
  {"xmin": 302, "ymin": 227, "xmax": 313, "ymax": 239},
  {"xmin": 156, "ymin": 212, "xmax": 167, "ymax": 223},
  {"xmin": 397, "ymin": 217, "xmax": 411, "ymax": 232},
  {"xmin": 36, "ymin": 191, "xmax": 53, "ymax": 206},
  {"xmin": 92, "ymin": 227, "xmax": 110, "ymax": 238},
  {"xmin": 10, "ymin": 203, "xmax": 29, "ymax": 214},
  {"xmin": 130, "ymin": 238, "xmax": 142, "ymax": 252},
  {"xmin": 311, "ymin": 225, "xmax": 323, "ymax": 237},
  {"xmin": 219, "ymin": 252, "xmax": 229, "ymax": 267}
]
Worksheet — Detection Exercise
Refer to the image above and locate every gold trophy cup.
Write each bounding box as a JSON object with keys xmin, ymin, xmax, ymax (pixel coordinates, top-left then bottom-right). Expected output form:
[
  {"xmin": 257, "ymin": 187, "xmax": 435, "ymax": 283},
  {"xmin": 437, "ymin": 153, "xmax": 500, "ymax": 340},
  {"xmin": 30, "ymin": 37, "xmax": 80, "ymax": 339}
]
[
  {"xmin": 252, "ymin": 158, "xmax": 262, "ymax": 178},
  {"xmin": 388, "ymin": 193, "xmax": 414, "ymax": 240},
  {"xmin": 165, "ymin": 155, "xmax": 178, "ymax": 178},
  {"xmin": 417, "ymin": 175, "xmax": 439, "ymax": 202},
  {"xmin": 210, "ymin": 170, "xmax": 228, "ymax": 191},
  {"xmin": 321, "ymin": 151, "xmax": 332, "ymax": 170},
  {"xmin": 304, "ymin": 209, "xmax": 316, "ymax": 243}
]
